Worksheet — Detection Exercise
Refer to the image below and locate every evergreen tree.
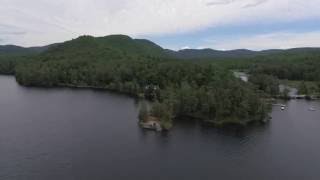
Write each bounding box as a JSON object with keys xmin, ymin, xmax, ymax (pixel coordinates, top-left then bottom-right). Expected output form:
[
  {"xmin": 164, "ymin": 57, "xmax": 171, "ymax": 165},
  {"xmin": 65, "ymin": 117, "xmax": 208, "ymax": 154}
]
[
  {"xmin": 138, "ymin": 101, "xmax": 148, "ymax": 122},
  {"xmin": 298, "ymin": 81, "xmax": 309, "ymax": 95}
]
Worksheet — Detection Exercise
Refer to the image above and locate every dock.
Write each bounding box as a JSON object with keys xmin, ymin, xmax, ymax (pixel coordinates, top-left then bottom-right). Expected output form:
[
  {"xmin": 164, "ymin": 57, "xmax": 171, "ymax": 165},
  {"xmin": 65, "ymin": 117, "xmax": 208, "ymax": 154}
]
[{"xmin": 140, "ymin": 116, "xmax": 162, "ymax": 131}]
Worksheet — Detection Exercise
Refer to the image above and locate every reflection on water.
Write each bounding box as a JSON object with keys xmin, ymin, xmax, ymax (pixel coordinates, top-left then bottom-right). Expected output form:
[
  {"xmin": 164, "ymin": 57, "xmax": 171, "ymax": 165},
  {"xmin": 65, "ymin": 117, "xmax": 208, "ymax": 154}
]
[{"xmin": 0, "ymin": 75, "xmax": 320, "ymax": 180}]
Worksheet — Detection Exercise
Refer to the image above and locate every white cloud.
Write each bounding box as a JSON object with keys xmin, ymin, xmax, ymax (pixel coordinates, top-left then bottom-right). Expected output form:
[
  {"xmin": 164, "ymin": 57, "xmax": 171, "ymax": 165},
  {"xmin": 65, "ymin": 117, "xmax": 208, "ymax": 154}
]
[
  {"xmin": 0, "ymin": 0, "xmax": 320, "ymax": 46},
  {"xmin": 180, "ymin": 46, "xmax": 191, "ymax": 50},
  {"xmin": 203, "ymin": 31, "xmax": 320, "ymax": 50}
]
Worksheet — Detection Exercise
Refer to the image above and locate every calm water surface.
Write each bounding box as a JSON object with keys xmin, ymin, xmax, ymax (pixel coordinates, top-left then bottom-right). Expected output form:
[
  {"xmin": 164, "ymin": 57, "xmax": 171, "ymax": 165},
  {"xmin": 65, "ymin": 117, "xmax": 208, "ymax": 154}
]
[{"xmin": 0, "ymin": 76, "xmax": 320, "ymax": 180}]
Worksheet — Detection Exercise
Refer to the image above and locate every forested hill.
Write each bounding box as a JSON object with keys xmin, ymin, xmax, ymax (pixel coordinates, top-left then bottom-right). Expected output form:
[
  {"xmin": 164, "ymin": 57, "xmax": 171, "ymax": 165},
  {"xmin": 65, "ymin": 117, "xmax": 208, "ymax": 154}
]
[
  {"xmin": 0, "ymin": 35, "xmax": 168, "ymax": 74},
  {"xmin": 39, "ymin": 35, "xmax": 166, "ymax": 59},
  {"xmin": 0, "ymin": 35, "xmax": 166, "ymax": 60}
]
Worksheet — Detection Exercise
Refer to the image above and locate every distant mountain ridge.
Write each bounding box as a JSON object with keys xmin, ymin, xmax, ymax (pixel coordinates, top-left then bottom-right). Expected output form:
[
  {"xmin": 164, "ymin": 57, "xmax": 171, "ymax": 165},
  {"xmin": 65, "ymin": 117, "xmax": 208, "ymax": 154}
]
[
  {"xmin": 167, "ymin": 47, "xmax": 320, "ymax": 59},
  {"xmin": 0, "ymin": 45, "xmax": 54, "ymax": 56},
  {"xmin": 165, "ymin": 48, "xmax": 256, "ymax": 59},
  {"xmin": 1, "ymin": 35, "xmax": 320, "ymax": 59}
]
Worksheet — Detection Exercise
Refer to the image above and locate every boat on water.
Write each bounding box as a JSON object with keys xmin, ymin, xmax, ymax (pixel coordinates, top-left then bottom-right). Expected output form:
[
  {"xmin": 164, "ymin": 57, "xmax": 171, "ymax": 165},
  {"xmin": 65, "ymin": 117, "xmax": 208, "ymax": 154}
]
[
  {"xmin": 309, "ymin": 107, "xmax": 316, "ymax": 111},
  {"xmin": 272, "ymin": 104, "xmax": 286, "ymax": 110}
]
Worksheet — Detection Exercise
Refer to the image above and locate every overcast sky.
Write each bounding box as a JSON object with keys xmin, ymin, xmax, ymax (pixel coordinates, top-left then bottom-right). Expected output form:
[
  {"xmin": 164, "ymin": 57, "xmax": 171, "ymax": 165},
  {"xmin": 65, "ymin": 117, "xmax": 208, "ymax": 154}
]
[{"xmin": 1, "ymin": 0, "xmax": 320, "ymax": 50}]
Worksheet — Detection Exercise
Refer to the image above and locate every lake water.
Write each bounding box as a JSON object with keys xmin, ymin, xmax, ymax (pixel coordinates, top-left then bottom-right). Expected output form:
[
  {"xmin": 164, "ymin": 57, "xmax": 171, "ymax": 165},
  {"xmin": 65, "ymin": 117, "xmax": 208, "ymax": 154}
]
[{"xmin": 0, "ymin": 75, "xmax": 320, "ymax": 180}]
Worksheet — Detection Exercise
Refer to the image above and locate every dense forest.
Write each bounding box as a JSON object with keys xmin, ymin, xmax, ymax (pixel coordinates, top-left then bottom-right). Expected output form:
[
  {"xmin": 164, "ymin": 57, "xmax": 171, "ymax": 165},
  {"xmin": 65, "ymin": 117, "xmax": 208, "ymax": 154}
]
[
  {"xmin": 247, "ymin": 50, "xmax": 320, "ymax": 96},
  {"xmin": 205, "ymin": 49, "xmax": 320, "ymax": 96},
  {"xmin": 0, "ymin": 35, "xmax": 319, "ymax": 130}
]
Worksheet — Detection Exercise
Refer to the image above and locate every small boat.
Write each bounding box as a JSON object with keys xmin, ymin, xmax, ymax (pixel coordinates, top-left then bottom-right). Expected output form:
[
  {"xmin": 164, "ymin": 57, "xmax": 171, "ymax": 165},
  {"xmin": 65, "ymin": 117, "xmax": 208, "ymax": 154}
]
[
  {"xmin": 309, "ymin": 107, "xmax": 316, "ymax": 111},
  {"xmin": 281, "ymin": 106, "xmax": 285, "ymax": 110}
]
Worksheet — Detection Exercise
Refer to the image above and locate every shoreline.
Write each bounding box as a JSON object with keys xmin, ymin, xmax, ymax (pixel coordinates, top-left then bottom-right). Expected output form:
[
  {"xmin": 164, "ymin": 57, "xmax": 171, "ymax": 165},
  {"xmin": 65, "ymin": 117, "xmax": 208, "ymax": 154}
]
[{"xmin": 0, "ymin": 74, "xmax": 301, "ymax": 131}]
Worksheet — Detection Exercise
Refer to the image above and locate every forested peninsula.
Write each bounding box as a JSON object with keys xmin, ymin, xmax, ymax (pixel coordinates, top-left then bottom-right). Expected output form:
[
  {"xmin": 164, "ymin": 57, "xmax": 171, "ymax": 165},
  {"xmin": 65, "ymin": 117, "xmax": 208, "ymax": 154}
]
[{"xmin": 1, "ymin": 35, "xmax": 320, "ymax": 130}]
